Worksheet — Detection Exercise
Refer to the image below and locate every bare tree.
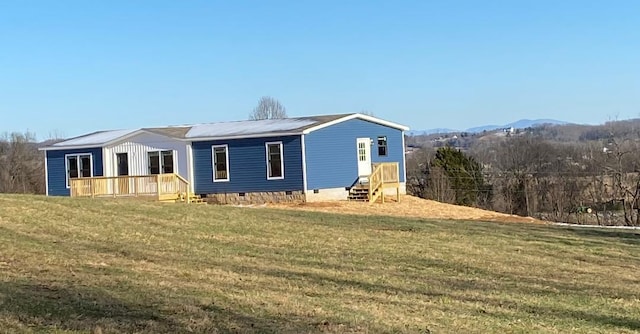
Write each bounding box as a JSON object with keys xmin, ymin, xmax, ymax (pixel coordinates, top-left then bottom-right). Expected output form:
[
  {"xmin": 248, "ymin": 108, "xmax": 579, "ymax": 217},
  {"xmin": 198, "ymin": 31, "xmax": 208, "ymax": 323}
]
[
  {"xmin": 249, "ymin": 96, "xmax": 287, "ymax": 120},
  {"xmin": 0, "ymin": 132, "xmax": 45, "ymax": 194}
]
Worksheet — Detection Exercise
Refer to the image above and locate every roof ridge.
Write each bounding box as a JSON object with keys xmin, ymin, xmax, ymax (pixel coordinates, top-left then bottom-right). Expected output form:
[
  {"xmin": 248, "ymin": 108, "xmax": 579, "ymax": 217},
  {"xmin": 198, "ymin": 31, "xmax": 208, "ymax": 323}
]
[{"xmin": 147, "ymin": 113, "xmax": 355, "ymax": 129}]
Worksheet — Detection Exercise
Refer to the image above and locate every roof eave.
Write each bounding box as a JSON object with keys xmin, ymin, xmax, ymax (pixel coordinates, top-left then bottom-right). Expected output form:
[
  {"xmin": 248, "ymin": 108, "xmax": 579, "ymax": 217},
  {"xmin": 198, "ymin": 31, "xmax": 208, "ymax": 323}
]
[
  {"xmin": 39, "ymin": 144, "xmax": 105, "ymax": 151},
  {"xmin": 187, "ymin": 131, "xmax": 304, "ymax": 142},
  {"xmin": 39, "ymin": 129, "xmax": 143, "ymax": 151},
  {"xmin": 302, "ymin": 113, "xmax": 410, "ymax": 134}
]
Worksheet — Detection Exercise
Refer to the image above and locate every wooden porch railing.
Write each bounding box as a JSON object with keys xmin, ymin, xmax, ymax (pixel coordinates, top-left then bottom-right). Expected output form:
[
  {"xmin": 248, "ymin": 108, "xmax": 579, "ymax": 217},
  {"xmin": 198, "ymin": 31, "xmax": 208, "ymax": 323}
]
[
  {"xmin": 368, "ymin": 162, "xmax": 400, "ymax": 203},
  {"xmin": 70, "ymin": 173, "xmax": 190, "ymax": 202}
]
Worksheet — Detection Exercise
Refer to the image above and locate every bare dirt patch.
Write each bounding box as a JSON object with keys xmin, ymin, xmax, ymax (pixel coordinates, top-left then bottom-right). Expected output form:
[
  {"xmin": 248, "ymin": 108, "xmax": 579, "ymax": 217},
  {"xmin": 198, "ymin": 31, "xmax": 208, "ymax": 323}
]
[{"xmin": 269, "ymin": 195, "xmax": 546, "ymax": 224}]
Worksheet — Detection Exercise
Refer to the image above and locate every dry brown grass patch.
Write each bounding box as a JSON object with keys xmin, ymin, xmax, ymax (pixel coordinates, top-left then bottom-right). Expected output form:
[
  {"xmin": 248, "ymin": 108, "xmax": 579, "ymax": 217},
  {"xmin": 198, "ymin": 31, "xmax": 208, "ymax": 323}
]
[{"xmin": 270, "ymin": 195, "xmax": 545, "ymax": 224}]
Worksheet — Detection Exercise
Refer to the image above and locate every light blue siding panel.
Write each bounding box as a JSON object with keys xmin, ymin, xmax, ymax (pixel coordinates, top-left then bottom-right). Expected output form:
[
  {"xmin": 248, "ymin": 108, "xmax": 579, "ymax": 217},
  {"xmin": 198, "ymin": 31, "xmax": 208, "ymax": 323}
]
[
  {"xmin": 192, "ymin": 136, "xmax": 304, "ymax": 194},
  {"xmin": 305, "ymin": 119, "xmax": 405, "ymax": 190},
  {"xmin": 46, "ymin": 148, "xmax": 104, "ymax": 196}
]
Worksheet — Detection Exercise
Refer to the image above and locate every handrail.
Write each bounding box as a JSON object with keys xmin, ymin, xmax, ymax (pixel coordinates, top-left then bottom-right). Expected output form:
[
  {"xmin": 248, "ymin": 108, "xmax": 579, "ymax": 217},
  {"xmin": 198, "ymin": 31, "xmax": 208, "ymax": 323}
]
[
  {"xmin": 175, "ymin": 173, "xmax": 189, "ymax": 185},
  {"xmin": 173, "ymin": 173, "xmax": 191, "ymax": 203},
  {"xmin": 368, "ymin": 162, "xmax": 400, "ymax": 204},
  {"xmin": 368, "ymin": 164, "xmax": 384, "ymax": 204},
  {"xmin": 70, "ymin": 173, "xmax": 190, "ymax": 202}
]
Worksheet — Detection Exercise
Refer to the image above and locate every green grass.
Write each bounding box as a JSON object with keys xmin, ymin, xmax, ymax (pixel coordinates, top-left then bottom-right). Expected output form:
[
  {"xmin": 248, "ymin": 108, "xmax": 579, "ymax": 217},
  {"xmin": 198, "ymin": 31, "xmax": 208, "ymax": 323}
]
[{"xmin": 0, "ymin": 195, "xmax": 639, "ymax": 333}]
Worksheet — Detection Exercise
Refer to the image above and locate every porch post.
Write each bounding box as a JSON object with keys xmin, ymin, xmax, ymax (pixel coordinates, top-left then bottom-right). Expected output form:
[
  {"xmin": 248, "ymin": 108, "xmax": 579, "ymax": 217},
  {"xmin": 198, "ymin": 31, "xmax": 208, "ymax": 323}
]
[{"xmin": 380, "ymin": 166, "xmax": 385, "ymax": 204}]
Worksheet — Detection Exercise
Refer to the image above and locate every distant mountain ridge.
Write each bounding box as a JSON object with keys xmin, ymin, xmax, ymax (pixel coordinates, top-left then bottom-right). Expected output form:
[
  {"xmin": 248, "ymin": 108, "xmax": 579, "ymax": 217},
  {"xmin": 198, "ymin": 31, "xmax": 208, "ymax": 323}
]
[
  {"xmin": 466, "ymin": 119, "xmax": 570, "ymax": 133},
  {"xmin": 407, "ymin": 128, "xmax": 459, "ymax": 136},
  {"xmin": 412, "ymin": 119, "xmax": 569, "ymax": 135}
]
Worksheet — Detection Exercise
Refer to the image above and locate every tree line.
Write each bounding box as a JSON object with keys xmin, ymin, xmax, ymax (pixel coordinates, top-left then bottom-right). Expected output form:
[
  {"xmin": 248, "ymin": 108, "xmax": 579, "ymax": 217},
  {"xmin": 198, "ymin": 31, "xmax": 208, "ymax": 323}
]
[
  {"xmin": 0, "ymin": 132, "xmax": 45, "ymax": 194},
  {"xmin": 407, "ymin": 120, "xmax": 640, "ymax": 226}
]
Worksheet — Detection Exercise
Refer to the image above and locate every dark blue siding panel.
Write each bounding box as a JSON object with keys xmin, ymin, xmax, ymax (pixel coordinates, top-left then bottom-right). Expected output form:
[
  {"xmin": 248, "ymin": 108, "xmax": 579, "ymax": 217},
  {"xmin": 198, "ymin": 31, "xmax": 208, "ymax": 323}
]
[
  {"xmin": 305, "ymin": 119, "xmax": 405, "ymax": 190},
  {"xmin": 192, "ymin": 136, "xmax": 304, "ymax": 194},
  {"xmin": 46, "ymin": 148, "xmax": 104, "ymax": 196}
]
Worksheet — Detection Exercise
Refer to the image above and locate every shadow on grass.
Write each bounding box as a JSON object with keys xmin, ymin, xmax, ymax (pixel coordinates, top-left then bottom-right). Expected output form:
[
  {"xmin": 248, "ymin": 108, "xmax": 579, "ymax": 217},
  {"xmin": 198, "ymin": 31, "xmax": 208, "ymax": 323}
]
[
  {"xmin": 252, "ymin": 265, "xmax": 640, "ymax": 332},
  {"xmin": 463, "ymin": 294, "xmax": 640, "ymax": 331},
  {"xmin": 0, "ymin": 279, "xmax": 370, "ymax": 333},
  {"xmin": 0, "ymin": 280, "xmax": 180, "ymax": 333},
  {"xmin": 561, "ymin": 227, "xmax": 640, "ymax": 246}
]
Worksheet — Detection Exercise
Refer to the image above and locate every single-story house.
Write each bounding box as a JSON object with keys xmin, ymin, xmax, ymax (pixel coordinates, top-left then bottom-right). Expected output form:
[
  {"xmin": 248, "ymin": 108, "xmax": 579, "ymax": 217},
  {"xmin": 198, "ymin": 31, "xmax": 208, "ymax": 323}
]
[{"xmin": 40, "ymin": 113, "xmax": 409, "ymax": 203}]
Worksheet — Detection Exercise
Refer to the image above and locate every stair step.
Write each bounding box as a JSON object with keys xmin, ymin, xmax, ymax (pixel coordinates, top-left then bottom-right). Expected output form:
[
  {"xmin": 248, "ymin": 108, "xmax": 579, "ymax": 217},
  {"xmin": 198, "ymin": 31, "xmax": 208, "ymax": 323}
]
[
  {"xmin": 165, "ymin": 193, "xmax": 207, "ymax": 204},
  {"xmin": 348, "ymin": 193, "xmax": 370, "ymax": 202},
  {"xmin": 187, "ymin": 195, "xmax": 205, "ymax": 204},
  {"xmin": 348, "ymin": 184, "xmax": 372, "ymax": 202}
]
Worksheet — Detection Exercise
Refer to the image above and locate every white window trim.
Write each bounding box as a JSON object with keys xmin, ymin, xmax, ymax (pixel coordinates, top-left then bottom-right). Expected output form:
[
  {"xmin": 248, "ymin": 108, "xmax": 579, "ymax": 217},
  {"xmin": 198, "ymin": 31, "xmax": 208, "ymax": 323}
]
[
  {"xmin": 147, "ymin": 150, "xmax": 176, "ymax": 175},
  {"xmin": 64, "ymin": 153, "xmax": 93, "ymax": 189},
  {"xmin": 212, "ymin": 144, "xmax": 230, "ymax": 182},
  {"xmin": 265, "ymin": 141, "xmax": 285, "ymax": 180}
]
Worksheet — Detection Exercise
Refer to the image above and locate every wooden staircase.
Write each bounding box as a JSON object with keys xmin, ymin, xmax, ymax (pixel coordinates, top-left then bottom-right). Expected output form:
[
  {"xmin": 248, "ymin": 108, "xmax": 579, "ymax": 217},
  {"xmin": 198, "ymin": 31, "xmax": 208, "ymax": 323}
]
[
  {"xmin": 159, "ymin": 192, "xmax": 206, "ymax": 204},
  {"xmin": 347, "ymin": 162, "xmax": 401, "ymax": 204},
  {"xmin": 348, "ymin": 184, "xmax": 372, "ymax": 202},
  {"xmin": 183, "ymin": 193, "xmax": 205, "ymax": 204}
]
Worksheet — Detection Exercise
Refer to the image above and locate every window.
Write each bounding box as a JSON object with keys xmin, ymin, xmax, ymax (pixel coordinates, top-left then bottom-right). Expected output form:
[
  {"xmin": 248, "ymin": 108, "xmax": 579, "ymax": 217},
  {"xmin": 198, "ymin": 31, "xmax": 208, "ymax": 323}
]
[
  {"xmin": 116, "ymin": 153, "xmax": 129, "ymax": 176},
  {"xmin": 162, "ymin": 151, "xmax": 174, "ymax": 173},
  {"xmin": 266, "ymin": 142, "xmax": 284, "ymax": 180},
  {"xmin": 66, "ymin": 153, "xmax": 92, "ymax": 188},
  {"xmin": 148, "ymin": 151, "xmax": 160, "ymax": 174},
  {"xmin": 377, "ymin": 136, "xmax": 388, "ymax": 156},
  {"xmin": 358, "ymin": 141, "xmax": 367, "ymax": 161},
  {"xmin": 148, "ymin": 150, "xmax": 174, "ymax": 175},
  {"xmin": 212, "ymin": 145, "xmax": 229, "ymax": 182}
]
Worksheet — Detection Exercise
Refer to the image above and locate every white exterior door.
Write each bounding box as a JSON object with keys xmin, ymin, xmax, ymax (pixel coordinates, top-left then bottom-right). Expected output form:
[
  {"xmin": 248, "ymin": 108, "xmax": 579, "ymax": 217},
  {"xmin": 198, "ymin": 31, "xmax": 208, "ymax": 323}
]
[{"xmin": 356, "ymin": 138, "xmax": 372, "ymax": 176}]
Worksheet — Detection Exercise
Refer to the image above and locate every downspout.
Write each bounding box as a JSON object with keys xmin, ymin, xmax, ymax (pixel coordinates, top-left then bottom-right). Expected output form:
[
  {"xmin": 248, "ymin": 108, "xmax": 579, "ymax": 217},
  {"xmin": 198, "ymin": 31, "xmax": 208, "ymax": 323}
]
[
  {"xmin": 102, "ymin": 147, "xmax": 108, "ymax": 177},
  {"xmin": 301, "ymin": 134, "xmax": 308, "ymax": 199},
  {"xmin": 187, "ymin": 142, "xmax": 195, "ymax": 193},
  {"xmin": 401, "ymin": 131, "xmax": 407, "ymax": 185},
  {"xmin": 44, "ymin": 150, "xmax": 49, "ymax": 196}
]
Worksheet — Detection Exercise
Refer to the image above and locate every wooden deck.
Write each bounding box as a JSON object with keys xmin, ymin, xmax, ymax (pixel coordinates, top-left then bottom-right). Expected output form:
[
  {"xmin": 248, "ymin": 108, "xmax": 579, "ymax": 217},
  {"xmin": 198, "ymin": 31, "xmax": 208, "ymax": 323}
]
[{"xmin": 69, "ymin": 173, "xmax": 194, "ymax": 202}]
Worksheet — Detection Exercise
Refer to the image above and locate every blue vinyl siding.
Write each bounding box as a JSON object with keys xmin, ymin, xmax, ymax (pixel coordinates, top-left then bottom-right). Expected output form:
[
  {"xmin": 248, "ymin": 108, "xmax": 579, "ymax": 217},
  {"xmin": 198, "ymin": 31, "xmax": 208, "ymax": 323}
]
[
  {"xmin": 46, "ymin": 148, "xmax": 104, "ymax": 196},
  {"xmin": 192, "ymin": 136, "xmax": 304, "ymax": 194},
  {"xmin": 305, "ymin": 119, "xmax": 405, "ymax": 190}
]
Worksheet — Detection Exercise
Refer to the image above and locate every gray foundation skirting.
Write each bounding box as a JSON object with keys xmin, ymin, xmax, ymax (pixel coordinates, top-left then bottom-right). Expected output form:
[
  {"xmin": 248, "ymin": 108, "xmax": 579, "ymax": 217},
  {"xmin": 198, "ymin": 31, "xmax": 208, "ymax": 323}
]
[{"xmin": 203, "ymin": 191, "xmax": 305, "ymax": 205}]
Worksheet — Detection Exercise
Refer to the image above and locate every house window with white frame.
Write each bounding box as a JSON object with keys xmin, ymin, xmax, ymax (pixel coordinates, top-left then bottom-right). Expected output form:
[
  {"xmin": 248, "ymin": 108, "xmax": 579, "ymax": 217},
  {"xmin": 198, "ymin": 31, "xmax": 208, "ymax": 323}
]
[
  {"xmin": 266, "ymin": 142, "xmax": 284, "ymax": 180},
  {"xmin": 212, "ymin": 145, "xmax": 229, "ymax": 182},
  {"xmin": 148, "ymin": 150, "xmax": 174, "ymax": 175},
  {"xmin": 66, "ymin": 153, "xmax": 92, "ymax": 188}
]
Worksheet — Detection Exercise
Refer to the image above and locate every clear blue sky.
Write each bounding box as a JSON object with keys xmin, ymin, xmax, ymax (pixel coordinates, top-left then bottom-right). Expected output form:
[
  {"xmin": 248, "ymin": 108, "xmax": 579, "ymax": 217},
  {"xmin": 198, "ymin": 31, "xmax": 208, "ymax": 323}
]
[{"xmin": 1, "ymin": 1, "xmax": 639, "ymax": 138}]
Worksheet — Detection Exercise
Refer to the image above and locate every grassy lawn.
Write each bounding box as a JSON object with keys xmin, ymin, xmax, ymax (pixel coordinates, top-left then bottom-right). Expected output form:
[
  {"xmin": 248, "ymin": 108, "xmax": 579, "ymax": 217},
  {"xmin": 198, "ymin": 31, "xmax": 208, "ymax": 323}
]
[{"xmin": 0, "ymin": 195, "xmax": 639, "ymax": 333}]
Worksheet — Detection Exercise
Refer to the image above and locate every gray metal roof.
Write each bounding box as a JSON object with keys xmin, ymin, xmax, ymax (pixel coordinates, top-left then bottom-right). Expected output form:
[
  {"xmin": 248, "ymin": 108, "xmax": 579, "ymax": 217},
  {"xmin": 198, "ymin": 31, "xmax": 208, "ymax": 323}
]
[
  {"xmin": 183, "ymin": 115, "xmax": 347, "ymax": 139},
  {"xmin": 143, "ymin": 126, "xmax": 192, "ymax": 139},
  {"xmin": 50, "ymin": 129, "xmax": 137, "ymax": 148},
  {"xmin": 42, "ymin": 113, "xmax": 408, "ymax": 150}
]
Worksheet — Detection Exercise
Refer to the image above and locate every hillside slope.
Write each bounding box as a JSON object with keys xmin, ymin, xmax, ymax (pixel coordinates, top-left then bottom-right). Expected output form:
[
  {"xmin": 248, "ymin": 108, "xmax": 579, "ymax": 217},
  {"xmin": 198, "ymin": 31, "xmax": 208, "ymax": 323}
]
[
  {"xmin": 271, "ymin": 195, "xmax": 543, "ymax": 224},
  {"xmin": 0, "ymin": 195, "xmax": 639, "ymax": 333}
]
